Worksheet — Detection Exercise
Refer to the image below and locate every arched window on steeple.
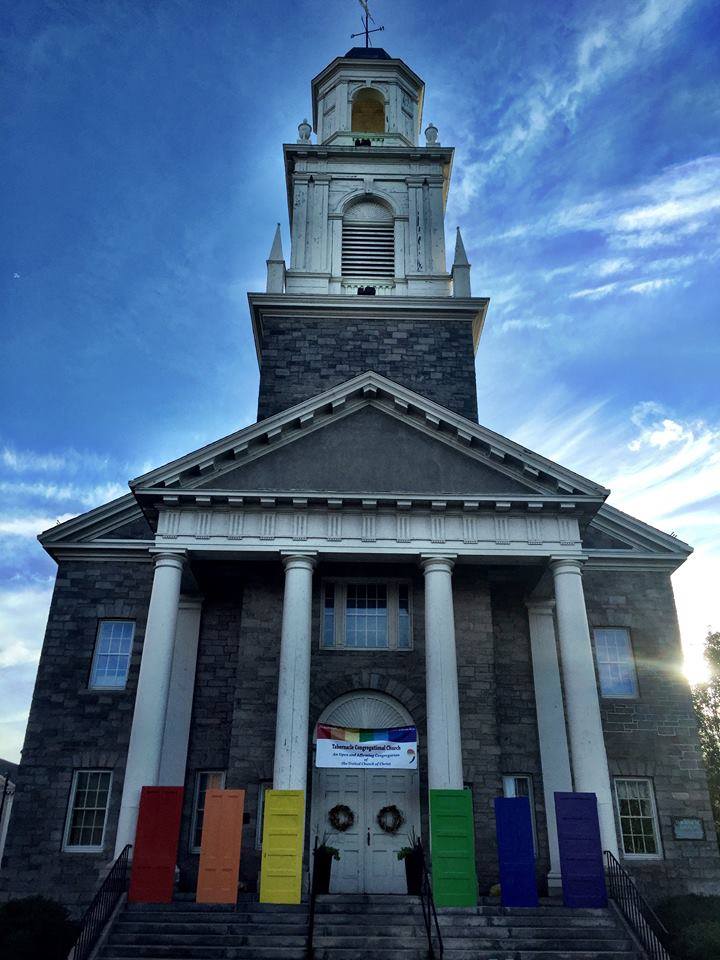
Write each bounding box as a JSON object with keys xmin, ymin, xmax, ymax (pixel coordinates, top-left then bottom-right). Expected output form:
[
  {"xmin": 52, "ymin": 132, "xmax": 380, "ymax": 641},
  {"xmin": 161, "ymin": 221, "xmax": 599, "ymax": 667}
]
[
  {"xmin": 351, "ymin": 87, "xmax": 385, "ymax": 134},
  {"xmin": 341, "ymin": 200, "xmax": 395, "ymax": 280}
]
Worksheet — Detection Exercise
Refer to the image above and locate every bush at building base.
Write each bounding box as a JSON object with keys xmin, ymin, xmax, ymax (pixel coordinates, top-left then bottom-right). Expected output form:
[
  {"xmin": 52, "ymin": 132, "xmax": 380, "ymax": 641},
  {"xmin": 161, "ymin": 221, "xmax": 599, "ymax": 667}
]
[
  {"xmin": 0, "ymin": 896, "xmax": 79, "ymax": 960},
  {"xmin": 656, "ymin": 894, "xmax": 720, "ymax": 960}
]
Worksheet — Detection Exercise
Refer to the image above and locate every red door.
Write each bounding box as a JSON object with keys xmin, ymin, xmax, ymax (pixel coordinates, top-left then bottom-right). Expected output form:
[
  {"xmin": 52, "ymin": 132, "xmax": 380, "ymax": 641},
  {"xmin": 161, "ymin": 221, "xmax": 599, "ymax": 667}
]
[{"xmin": 128, "ymin": 786, "xmax": 184, "ymax": 903}]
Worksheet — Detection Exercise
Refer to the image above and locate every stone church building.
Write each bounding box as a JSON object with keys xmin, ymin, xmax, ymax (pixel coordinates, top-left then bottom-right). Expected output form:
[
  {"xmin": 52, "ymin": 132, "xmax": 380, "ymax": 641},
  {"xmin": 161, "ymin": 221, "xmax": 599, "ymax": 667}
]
[{"xmin": 3, "ymin": 46, "xmax": 719, "ymax": 911}]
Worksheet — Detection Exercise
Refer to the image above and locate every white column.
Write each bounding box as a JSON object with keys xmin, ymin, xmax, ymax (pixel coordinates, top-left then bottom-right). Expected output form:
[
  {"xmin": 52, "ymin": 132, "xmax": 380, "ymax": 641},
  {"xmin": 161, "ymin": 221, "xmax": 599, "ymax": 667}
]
[
  {"xmin": 115, "ymin": 550, "xmax": 185, "ymax": 855},
  {"xmin": 422, "ymin": 556, "xmax": 463, "ymax": 790},
  {"xmin": 273, "ymin": 553, "xmax": 316, "ymax": 792},
  {"xmin": 158, "ymin": 598, "xmax": 203, "ymax": 785},
  {"xmin": 550, "ymin": 559, "xmax": 619, "ymax": 857},
  {"xmin": 526, "ymin": 600, "xmax": 573, "ymax": 889}
]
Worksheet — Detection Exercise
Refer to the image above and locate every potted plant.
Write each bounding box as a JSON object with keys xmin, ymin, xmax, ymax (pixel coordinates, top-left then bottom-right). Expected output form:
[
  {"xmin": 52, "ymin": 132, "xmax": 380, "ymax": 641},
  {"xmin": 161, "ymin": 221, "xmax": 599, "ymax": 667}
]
[
  {"xmin": 313, "ymin": 834, "xmax": 340, "ymax": 895},
  {"xmin": 397, "ymin": 829, "xmax": 424, "ymax": 895}
]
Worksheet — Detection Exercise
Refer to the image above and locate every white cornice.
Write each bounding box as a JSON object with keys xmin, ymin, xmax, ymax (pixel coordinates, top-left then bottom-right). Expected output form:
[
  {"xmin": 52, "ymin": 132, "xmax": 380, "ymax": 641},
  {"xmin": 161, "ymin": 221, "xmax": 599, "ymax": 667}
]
[
  {"xmin": 38, "ymin": 494, "xmax": 139, "ymax": 545},
  {"xmin": 592, "ymin": 503, "xmax": 692, "ymax": 556}
]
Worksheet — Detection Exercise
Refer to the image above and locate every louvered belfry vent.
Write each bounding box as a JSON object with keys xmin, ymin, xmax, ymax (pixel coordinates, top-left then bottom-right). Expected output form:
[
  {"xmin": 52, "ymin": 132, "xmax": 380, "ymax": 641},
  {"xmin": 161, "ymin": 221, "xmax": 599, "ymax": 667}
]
[{"xmin": 342, "ymin": 200, "xmax": 395, "ymax": 279}]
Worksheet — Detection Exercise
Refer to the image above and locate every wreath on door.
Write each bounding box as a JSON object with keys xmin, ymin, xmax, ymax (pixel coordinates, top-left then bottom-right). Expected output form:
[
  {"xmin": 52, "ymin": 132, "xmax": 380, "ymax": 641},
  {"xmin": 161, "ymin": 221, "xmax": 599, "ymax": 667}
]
[
  {"xmin": 328, "ymin": 803, "xmax": 355, "ymax": 832},
  {"xmin": 377, "ymin": 804, "xmax": 405, "ymax": 834}
]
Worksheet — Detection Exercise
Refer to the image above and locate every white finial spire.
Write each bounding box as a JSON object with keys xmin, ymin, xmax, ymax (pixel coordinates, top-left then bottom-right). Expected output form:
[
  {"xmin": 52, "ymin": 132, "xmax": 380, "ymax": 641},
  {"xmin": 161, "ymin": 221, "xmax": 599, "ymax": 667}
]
[
  {"xmin": 453, "ymin": 227, "xmax": 469, "ymax": 267},
  {"xmin": 452, "ymin": 227, "xmax": 471, "ymax": 297},
  {"xmin": 266, "ymin": 224, "xmax": 286, "ymax": 293},
  {"xmin": 268, "ymin": 223, "xmax": 284, "ymax": 261}
]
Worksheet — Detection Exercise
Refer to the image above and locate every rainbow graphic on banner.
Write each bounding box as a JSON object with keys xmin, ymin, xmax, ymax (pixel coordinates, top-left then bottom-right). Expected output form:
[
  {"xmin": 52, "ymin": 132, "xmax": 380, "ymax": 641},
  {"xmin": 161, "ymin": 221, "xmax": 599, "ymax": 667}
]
[{"xmin": 315, "ymin": 724, "xmax": 418, "ymax": 769}]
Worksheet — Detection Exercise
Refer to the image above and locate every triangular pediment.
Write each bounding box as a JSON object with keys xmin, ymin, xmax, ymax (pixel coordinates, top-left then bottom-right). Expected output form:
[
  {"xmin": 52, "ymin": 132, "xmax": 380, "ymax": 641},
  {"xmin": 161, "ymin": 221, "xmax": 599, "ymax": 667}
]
[
  {"xmin": 193, "ymin": 405, "xmax": 540, "ymax": 497},
  {"xmin": 39, "ymin": 494, "xmax": 153, "ymax": 550},
  {"xmin": 38, "ymin": 374, "xmax": 692, "ymax": 572},
  {"xmin": 130, "ymin": 372, "xmax": 609, "ymax": 502}
]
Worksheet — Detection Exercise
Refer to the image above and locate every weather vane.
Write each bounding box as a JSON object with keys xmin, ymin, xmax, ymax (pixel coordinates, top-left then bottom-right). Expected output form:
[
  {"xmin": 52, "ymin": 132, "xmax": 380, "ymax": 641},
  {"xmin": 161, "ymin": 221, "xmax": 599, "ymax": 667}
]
[{"xmin": 351, "ymin": 0, "xmax": 384, "ymax": 48}]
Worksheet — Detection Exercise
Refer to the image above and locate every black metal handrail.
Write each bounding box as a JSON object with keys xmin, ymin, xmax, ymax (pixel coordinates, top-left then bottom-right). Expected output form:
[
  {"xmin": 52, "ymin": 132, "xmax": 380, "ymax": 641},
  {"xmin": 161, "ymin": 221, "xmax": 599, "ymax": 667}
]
[
  {"xmin": 69, "ymin": 844, "xmax": 132, "ymax": 960},
  {"xmin": 306, "ymin": 837, "xmax": 320, "ymax": 959},
  {"xmin": 418, "ymin": 842, "xmax": 443, "ymax": 959},
  {"xmin": 604, "ymin": 850, "xmax": 671, "ymax": 960}
]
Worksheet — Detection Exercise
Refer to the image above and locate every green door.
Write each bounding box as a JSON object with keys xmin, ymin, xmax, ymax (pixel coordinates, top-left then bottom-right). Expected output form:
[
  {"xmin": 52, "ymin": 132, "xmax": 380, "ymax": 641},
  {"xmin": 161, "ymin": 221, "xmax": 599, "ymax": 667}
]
[{"xmin": 429, "ymin": 789, "xmax": 478, "ymax": 907}]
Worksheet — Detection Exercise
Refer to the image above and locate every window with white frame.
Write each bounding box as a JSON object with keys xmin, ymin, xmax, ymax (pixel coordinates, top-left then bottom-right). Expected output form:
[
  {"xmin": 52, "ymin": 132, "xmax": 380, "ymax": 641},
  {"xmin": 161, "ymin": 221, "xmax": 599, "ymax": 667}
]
[
  {"xmin": 594, "ymin": 627, "xmax": 639, "ymax": 698},
  {"xmin": 190, "ymin": 771, "xmax": 226, "ymax": 852},
  {"xmin": 614, "ymin": 778, "xmax": 662, "ymax": 858},
  {"xmin": 502, "ymin": 774, "xmax": 537, "ymax": 852},
  {"xmin": 321, "ymin": 580, "xmax": 412, "ymax": 650},
  {"xmin": 63, "ymin": 770, "xmax": 112, "ymax": 851},
  {"xmin": 89, "ymin": 620, "xmax": 135, "ymax": 689}
]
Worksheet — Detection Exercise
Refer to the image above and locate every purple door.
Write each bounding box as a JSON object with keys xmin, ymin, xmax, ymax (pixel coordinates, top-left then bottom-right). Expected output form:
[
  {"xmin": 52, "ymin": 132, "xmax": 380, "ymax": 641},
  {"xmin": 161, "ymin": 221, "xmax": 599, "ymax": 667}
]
[
  {"xmin": 555, "ymin": 792, "xmax": 608, "ymax": 908},
  {"xmin": 494, "ymin": 796, "xmax": 538, "ymax": 907}
]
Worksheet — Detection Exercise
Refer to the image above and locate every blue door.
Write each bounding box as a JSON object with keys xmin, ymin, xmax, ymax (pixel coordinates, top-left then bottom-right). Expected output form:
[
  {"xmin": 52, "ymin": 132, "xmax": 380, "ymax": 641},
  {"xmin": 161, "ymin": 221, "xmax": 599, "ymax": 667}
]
[
  {"xmin": 494, "ymin": 796, "xmax": 538, "ymax": 907},
  {"xmin": 555, "ymin": 792, "xmax": 608, "ymax": 908}
]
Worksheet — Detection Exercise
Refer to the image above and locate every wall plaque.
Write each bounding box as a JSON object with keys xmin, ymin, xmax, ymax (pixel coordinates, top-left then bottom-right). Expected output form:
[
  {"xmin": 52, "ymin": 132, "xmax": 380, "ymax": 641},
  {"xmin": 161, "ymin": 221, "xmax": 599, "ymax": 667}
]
[{"xmin": 672, "ymin": 817, "xmax": 705, "ymax": 840}]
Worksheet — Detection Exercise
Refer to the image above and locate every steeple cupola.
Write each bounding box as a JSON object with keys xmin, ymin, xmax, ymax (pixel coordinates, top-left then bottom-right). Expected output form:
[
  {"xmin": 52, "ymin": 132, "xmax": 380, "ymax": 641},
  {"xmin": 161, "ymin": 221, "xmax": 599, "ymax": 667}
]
[{"xmin": 311, "ymin": 48, "xmax": 424, "ymax": 147}]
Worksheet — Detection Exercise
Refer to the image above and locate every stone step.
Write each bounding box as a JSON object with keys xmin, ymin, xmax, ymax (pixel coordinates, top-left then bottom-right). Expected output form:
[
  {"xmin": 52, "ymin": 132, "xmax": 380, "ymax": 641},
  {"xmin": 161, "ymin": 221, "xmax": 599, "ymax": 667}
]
[
  {"xmin": 125, "ymin": 900, "xmax": 308, "ymax": 915},
  {"xmin": 108, "ymin": 933, "xmax": 308, "ymax": 948},
  {"xmin": 116, "ymin": 921, "xmax": 309, "ymax": 936},
  {"xmin": 100, "ymin": 948, "xmax": 307, "ymax": 960},
  {"xmin": 315, "ymin": 920, "xmax": 624, "ymax": 939},
  {"xmin": 316, "ymin": 953, "xmax": 637, "ymax": 960},
  {"xmin": 120, "ymin": 911, "xmax": 307, "ymax": 924}
]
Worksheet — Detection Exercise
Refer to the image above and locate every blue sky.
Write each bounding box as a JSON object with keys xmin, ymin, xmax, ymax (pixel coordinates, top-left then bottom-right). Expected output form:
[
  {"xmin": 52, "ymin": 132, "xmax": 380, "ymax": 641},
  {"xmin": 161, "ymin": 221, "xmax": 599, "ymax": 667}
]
[{"xmin": 1, "ymin": 0, "xmax": 719, "ymax": 762}]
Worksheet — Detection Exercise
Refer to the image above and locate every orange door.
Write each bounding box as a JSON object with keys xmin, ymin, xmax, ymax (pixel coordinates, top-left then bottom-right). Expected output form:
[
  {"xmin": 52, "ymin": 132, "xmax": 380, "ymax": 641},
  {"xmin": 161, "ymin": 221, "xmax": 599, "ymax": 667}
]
[{"xmin": 196, "ymin": 788, "xmax": 246, "ymax": 904}]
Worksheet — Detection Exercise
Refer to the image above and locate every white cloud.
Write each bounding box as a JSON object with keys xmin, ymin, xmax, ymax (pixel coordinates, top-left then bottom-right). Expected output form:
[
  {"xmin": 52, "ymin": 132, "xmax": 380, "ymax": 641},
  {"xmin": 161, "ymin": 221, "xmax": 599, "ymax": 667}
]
[
  {"xmin": 570, "ymin": 282, "xmax": 619, "ymax": 300},
  {"xmin": 627, "ymin": 277, "xmax": 677, "ymax": 294},
  {"xmin": 0, "ymin": 584, "xmax": 53, "ymax": 664},
  {"xmin": 0, "ymin": 480, "xmax": 126, "ymax": 508},
  {"xmin": 0, "ymin": 446, "xmax": 112, "ymax": 475},
  {"xmin": 0, "ymin": 514, "xmax": 76, "ymax": 537},
  {"xmin": 452, "ymin": 0, "xmax": 697, "ymax": 212}
]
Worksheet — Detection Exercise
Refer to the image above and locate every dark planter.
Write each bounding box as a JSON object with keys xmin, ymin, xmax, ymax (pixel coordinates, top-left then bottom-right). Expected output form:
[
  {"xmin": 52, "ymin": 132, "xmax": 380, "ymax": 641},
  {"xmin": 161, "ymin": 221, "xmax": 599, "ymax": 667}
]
[
  {"xmin": 313, "ymin": 847, "xmax": 334, "ymax": 895},
  {"xmin": 404, "ymin": 849, "xmax": 423, "ymax": 895}
]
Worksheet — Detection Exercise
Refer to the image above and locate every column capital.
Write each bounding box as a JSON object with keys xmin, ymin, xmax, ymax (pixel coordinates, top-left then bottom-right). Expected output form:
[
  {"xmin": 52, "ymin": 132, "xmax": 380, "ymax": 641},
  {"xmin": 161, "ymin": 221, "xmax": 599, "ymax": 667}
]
[
  {"xmin": 420, "ymin": 554, "xmax": 456, "ymax": 574},
  {"xmin": 525, "ymin": 598, "xmax": 555, "ymax": 615},
  {"xmin": 549, "ymin": 557, "xmax": 585, "ymax": 577},
  {"xmin": 150, "ymin": 549, "xmax": 186, "ymax": 571},
  {"xmin": 281, "ymin": 551, "xmax": 317, "ymax": 573}
]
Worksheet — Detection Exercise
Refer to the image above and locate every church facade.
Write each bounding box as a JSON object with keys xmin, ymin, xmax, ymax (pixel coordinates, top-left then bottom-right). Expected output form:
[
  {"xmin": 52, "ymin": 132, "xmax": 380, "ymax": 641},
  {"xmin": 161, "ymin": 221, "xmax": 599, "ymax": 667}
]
[{"xmin": 3, "ymin": 46, "xmax": 719, "ymax": 911}]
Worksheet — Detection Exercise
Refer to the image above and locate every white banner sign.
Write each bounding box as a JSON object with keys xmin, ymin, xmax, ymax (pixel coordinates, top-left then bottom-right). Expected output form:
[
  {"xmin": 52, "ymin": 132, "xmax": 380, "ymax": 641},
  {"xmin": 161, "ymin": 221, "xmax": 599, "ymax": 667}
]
[{"xmin": 315, "ymin": 724, "xmax": 418, "ymax": 769}]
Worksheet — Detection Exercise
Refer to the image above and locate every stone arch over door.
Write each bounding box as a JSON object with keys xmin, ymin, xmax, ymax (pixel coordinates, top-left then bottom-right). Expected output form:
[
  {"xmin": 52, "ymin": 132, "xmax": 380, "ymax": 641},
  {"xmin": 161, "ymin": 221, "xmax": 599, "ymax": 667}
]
[{"xmin": 310, "ymin": 689, "xmax": 421, "ymax": 894}]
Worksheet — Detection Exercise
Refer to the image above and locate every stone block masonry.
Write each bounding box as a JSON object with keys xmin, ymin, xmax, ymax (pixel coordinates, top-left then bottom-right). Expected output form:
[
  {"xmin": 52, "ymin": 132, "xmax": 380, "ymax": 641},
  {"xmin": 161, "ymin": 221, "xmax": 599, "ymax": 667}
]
[
  {"xmin": 257, "ymin": 315, "xmax": 479, "ymax": 422},
  {"xmin": 584, "ymin": 568, "xmax": 720, "ymax": 901},
  {"xmin": 0, "ymin": 559, "xmax": 154, "ymax": 912}
]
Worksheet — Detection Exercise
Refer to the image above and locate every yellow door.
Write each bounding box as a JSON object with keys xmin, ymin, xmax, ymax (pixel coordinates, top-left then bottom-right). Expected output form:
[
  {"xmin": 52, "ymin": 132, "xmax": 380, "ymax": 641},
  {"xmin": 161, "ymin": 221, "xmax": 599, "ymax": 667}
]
[
  {"xmin": 259, "ymin": 789, "xmax": 305, "ymax": 904},
  {"xmin": 196, "ymin": 789, "xmax": 245, "ymax": 904}
]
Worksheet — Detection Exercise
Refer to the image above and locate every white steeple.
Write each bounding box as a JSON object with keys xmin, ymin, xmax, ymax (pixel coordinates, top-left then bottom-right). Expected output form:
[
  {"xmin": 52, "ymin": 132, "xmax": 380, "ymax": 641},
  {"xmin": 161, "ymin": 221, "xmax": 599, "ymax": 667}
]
[
  {"xmin": 266, "ymin": 223, "xmax": 286, "ymax": 293},
  {"xmin": 451, "ymin": 227, "xmax": 471, "ymax": 298}
]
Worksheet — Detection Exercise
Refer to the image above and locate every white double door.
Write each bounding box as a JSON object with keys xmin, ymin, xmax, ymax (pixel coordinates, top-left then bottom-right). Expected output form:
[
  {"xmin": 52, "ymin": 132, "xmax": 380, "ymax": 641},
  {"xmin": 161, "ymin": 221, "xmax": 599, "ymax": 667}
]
[{"xmin": 314, "ymin": 767, "xmax": 420, "ymax": 894}]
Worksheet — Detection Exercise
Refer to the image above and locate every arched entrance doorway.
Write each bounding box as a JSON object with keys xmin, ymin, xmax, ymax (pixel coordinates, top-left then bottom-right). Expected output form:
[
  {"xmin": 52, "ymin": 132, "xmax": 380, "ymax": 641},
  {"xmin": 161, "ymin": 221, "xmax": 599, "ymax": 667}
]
[{"xmin": 310, "ymin": 690, "xmax": 420, "ymax": 894}]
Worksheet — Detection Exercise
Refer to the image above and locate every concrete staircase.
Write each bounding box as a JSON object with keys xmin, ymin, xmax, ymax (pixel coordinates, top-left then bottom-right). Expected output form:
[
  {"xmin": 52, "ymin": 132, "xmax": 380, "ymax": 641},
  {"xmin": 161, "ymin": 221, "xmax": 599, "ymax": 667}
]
[
  {"xmin": 96, "ymin": 900, "xmax": 309, "ymax": 959},
  {"xmin": 96, "ymin": 894, "xmax": 642, "ymax": 960},
  {"xmin": 313, "ymin": 894, "xmax": 641, "ymax": 959}
]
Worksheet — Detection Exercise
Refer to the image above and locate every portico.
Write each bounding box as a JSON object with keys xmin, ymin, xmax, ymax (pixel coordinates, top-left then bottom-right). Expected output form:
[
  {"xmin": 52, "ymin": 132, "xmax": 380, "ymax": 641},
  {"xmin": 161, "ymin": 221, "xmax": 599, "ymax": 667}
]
[{"xmin": 114, "ymin": 453, "xmax": 620, "ymax": 882}]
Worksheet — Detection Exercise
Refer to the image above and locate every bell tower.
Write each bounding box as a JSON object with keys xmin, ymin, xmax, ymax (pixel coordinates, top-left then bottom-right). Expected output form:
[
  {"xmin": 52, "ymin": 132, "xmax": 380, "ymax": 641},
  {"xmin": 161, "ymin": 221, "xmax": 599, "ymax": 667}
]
[{"xmin": 248, "ymin": 47, "xmax": 489, "ymax": 422}]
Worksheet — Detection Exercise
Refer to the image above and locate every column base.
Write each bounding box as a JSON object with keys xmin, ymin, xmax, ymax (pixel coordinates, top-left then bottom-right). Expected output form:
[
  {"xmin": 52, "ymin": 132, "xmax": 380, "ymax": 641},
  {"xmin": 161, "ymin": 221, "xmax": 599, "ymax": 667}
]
[{"xmin": 547, "ymin": 869, "xmax": 563, "ymax": 893}]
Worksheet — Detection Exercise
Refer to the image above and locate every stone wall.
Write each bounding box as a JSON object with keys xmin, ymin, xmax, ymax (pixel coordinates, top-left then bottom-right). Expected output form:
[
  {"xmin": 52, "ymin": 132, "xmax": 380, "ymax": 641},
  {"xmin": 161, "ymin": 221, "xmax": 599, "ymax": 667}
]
[
  {"xmin": 0, "ymin": 559, "xmax": 153, "ymax": 912},
  {"xmin": 584, "ymin": 567, "xmax": 720, "ymax": 901},
  {"xmin": 491, "ymin": 578, "xmax": 550, "ymax": 888},
  {"xmin": 256, "ymin": 315, "xmax": 479, "ymax": 422}
]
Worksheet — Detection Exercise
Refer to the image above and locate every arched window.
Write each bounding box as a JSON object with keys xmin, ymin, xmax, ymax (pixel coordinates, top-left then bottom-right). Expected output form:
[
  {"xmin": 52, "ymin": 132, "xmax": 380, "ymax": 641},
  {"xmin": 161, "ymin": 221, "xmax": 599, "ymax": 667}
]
[
  {"xmin": 351, "ymin": 87, "xmax": 385, "ymax": 133},
  {"xmin": 341, "ymin": 200, "xmax": 394, "ymax": 279}
]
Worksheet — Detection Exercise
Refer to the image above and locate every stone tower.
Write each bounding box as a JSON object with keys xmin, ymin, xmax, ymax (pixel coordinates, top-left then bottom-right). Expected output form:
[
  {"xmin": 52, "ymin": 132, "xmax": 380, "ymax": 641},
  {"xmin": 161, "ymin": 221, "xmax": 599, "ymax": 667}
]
[{"xmin": 250, "ymin": 47, "xmax": 488, "ymax": 422}]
